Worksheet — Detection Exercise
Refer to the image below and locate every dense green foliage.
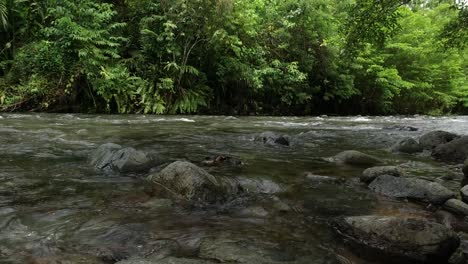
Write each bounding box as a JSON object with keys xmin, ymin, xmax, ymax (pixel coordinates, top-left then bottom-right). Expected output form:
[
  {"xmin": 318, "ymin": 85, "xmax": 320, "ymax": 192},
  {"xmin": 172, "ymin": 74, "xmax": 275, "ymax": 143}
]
[{"xmin": 0, "ymin": 0, "xmax": 466, "ymax": 115}]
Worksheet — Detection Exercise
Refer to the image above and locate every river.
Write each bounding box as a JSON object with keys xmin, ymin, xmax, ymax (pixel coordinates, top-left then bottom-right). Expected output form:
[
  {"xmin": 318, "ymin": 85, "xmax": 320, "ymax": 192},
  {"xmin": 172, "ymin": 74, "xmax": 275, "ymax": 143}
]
[{"xmin": 0, "ymin": 114, "xmax": 467, "ymax": 263}]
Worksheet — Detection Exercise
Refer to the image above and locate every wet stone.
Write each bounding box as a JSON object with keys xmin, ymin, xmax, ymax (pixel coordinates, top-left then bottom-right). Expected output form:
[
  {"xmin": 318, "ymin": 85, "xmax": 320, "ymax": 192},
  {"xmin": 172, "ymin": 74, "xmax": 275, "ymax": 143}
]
[
  {"xmin": 432, "ymin": 136, "xmax": 468, "ymax": 163},
  {"xmin": 147, "ymin": 161, "xmax": 240, "ymax": 206},
  {"xmin": 369, "ymin": 175, "xmax": 455, "ymax": 205},
  {"xmin": 463, "ymin": 158, "xmax": 468, "ymax": 177},
  {"xmin": 419, "ymin": 131, "xmax": 459, "ymax": 150},
  {"xmin": 391, "ymin": 137, "xmax": 422, "ymax": 154},
  {"xmin": 116, "ymin": 257, "xmax": 216, "ymax": 264},
  {"xmin": 444, "ymin": 199, "xmax": 468, "ymax": 216},
  {"xmin": 90, "ymin": 143, "xmax": 151, "ymax": 173},
  {"xmin": 255, "ymin": 131, "xmax": 290, "ymax": 146},
  {"xmin": 461, "ymin": 185, "xmax": 468, "ymax": 203},
  {"xmin": 361, "ymin": 166, "xmax": 401, "ymax": 184},
  {"xmin": 329, "ymin": 150, "xmax": 383, "ymax": 166},
  {"xmin": 334, "ymin": 215, "xmax": 460, "ymax": 264}
]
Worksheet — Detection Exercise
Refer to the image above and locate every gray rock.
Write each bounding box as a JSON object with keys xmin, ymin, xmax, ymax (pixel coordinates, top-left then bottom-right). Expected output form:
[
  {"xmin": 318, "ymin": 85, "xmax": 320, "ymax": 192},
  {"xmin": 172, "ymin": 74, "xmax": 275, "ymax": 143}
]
[
  {"xmin": 236, "ymin": 206, "xmax": 269, "ymax": 218},
  {"xmin": 444, "ymin": 199, "xmax": 468, "ymax": 216},
  {"xmin": 461, "ymin": 185, "xmax": 468, "ymax": 203},
  {"xmin": 116, "ymin": 257, "xmax": 215, "ymax": 264},
  {"xmin": 304, "ymin": 173, "xmax": 342, "ymax": 183},
  {"xmin": 140, "ymin": 198, "xmax": 173, "ymax": 210},
  {"xmin": 334, "ymin": 215, "xmax": 460, "ymax": 264},
  {"xmin": 420, "ymin": 131, "xmax": 459, "ymax": 150},
  {"xmin": 28, "ymin": 255, "xmax": 104, "ymax": 264},
  {"xmin": 201, "ymin": 155, "xmax": 243, "ymax": 167},
  {"xmin": 147, "ymin": 161, "xmax": 239, "ymax": 205},
  {"xmin": 74, "ymin": 223, "xmax": 178, "ymax": 262},
  {"xmin": 391, "ymin": 138, "xmax": 423, "ymax": 154},
  {"xmin": 383, "ymin": 125, "xmax": 418, "ymax": 131},
  {"xmin": 90, "ymin": 143, "xmax": 151, "ymax": 173},
  {"xmin": 463, "ymin": 159, "xmax": 468, "ymax": 177},
  {"xmin": 198, "ymin": 237, "xmax": 298, "ymax": 263},
  {"xmin": 330, "ymin": 150, "xmax": 383, "ymax": 166},
  {"xmin": 361, "ymin": 166, "xmax": 402, "ymax": 184},
  {"xmin": 255, "ymin": 131, "xmax": 290, "ymax": 146},
  {"xmin": 432, "ymin": 136, "xmax": 468, "ymax": 163},
  {"xmin": 369, "ymin": 175, "xmax": 455, "ymax": 204},
  {"xmin": 237, "ymin": 178, "xmax": 282, "ymax": 194}
]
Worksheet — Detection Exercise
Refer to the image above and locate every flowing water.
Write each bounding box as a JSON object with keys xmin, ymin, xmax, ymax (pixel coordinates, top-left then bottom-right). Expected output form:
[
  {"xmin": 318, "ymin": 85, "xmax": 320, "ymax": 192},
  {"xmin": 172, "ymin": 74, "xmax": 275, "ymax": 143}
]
[{"xmin": 0, "ymin": 114, "xmax": 467, "ymax": 264}]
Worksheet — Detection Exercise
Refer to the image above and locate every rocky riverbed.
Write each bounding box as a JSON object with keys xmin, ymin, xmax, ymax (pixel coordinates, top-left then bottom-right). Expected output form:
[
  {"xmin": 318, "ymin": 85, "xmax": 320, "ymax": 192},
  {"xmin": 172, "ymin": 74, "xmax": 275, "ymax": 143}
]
[{"xmin": 1, "ymin": 114, "xmax": 468, "ymax": 264}]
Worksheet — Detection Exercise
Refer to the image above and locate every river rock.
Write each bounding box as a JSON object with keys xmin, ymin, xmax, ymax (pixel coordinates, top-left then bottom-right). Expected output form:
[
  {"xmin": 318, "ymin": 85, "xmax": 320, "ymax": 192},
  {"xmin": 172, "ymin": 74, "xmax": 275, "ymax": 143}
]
[
  {"xmin": 201, "ymin": 155, "xmax": 243, "ymax": 167},
  {"xmin": 76, "ymin": 223, "xmax": 178, "ymax": 262},
  {"xmin": 432, "ymin": 136, "xmax": 468, "ymax": 163},
  {"xmin": 28, "ymin": 255, "xmax": 104, "ymax": 264},
  {"xmin": 369, "ymin": 175, "xmax": 455, "ymax": 204},
  {"xmin": 420, "ymin": 131, "xmax": 459, "ymax": 150},
  {"xmin": 333, "ymin": 215, "xmax": 460, "ymax": 264},
  {"xmin": 255, "ymin": 131, "xmax": 290, "ymax": 146},
  {"xmin": 391, "ymin": 138, "xmax": 422, "ymax": 154},
  {"xmin": 361, "ymin": 166, "xmax": 401, "ymax": 184},
  {"xmin": 237, "ymin": 177, "xmax": 282, "ymax": 194},
  {"xmin": 444, "ymin": 199, "xmax": 468, "ymax": 216},
  {"xmin": 383, "ymin": 125, "xmax": 418, "ymax": 131},
  {"xmin": 330, "ymin": 150, "xmax": 382, "ymax": 166},
  {"xmin": 147, "ymin": 161, "xmax": 240, "ymax": 205},
  {"xmin": 463, "ymin": 159, "xmax": 468, "ymax": 177},
  {"xmin": 198, "ymin": 237, "xmax": 297, "ymax": 263},
  {"xmin": 90, "ymin": 143, "xmax": 151, "ymax": 173},
  {"xmin": 116, "ymin": 257, "xmax": 215, "ymax": 264},
  {"xmin": 461, "ymin": 186, "xmax": 468, "ymax": 203}
]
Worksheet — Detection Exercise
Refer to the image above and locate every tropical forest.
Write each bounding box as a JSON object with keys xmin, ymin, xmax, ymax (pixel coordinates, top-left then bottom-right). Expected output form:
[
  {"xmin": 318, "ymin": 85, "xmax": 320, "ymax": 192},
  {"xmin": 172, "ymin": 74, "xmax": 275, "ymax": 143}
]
[{"xmin": 0, "ymin": 0, "xmax": 466, "ymax": 115}]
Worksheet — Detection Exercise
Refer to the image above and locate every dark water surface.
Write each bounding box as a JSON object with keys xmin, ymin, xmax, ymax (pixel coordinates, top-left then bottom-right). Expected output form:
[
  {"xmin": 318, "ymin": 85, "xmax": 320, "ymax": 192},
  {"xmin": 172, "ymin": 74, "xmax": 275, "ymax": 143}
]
[{"xmin": 1, "ymin": 114, "xmax": 467, "ymax": 263}]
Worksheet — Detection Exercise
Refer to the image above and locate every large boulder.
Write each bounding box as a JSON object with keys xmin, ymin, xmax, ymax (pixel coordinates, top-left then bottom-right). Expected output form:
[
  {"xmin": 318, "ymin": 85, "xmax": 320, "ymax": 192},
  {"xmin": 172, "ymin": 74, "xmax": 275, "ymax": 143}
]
[
  {"xmin": 255, "ymin": 131, "xmax": 290, "ymax": 146},
  {"xmin": 419, "ymin": 131, "xmax": 459, "ymax": 150},
  {"xmin": 146, "ymin": 161, "xmax": 239, "ymax": 205},
  {"xmin": 361, "ymin": 166, "xmax": 401, "ymax": 184},
  {"xmin": 90, "ymin": 143, "xmax": 151, "ymax": 173},
  {"xmin": 432, "ymin": 136, "xmax": 468, "ymax": 163},
  {"xmin": 333, "ymin": 215, "xmax": 460, "ymax": 264},
  {"xmin": 391, "ymin": 138, "xmax": 422, "ymax": 154},
  {"xmin": 369, "ymin": 175, "xmax": 455, "ymax": 205},
  {"xmin": 329, "ymin": 150, "xmax": 382, "ymax": 166}
]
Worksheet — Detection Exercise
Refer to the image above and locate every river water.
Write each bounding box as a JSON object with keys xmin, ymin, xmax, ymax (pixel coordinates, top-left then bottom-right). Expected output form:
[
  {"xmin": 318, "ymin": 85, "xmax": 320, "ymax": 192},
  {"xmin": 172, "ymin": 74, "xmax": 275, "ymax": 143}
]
[{"xmin": 0, "ymin": 114, "xmax": 467, "ymax": 263}]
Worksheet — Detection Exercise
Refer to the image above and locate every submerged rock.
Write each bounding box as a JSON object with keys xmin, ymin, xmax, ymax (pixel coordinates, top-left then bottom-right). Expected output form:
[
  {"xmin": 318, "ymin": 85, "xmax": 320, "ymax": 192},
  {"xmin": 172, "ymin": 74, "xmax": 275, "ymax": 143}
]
[
  {"xmin": 146, "ymin": 161, "xmax": 240, "ymax": 205},
  {"xmin": 255, "ymin": 131, "xmax": 290, "ymax": 146},
  {"xmin": 444, "ymin": 199, "xmax": 468, "ymax": 216},
  {"xmin": 201, "ymin": 155, "xmax": 243, "ymax": 167},
  {"xmin": 28, "ymin": 255, "xmax": 104, "ymax": 264},
  {"xmin": 329, "ymin": 150, "xmax": 382, "ymax": 166},
  {"xmin": 361, "ymin": 166, "xmax": 401, "ymax": 184},
  {"xmin": 76, "ymin": 224, "xmax": 178, "ymax": 262},
  {"xmin": 369, "ymin": 175, "xmax": 454, "ymax": 204},
  {"xmin": 391, "ymin": 138, "xmax": 422, "ymax": 154},
  {"xmin": 333, "ymin": 215, "xmax": 459, "ymax": 264},
  {"xmin": 237, "ymin": 177, "xmax": 282, "ymax": 194},
  {"xmin": 420, "ymin": 131, "xmax": 459, "ymax": 150},
  {"xmin": 116, "ymin": 257, "xmax": 215, "ymax": 264},
  {"xmin": 198, "ymin": 237, "xmax": 298, "ymax": 263},
  {"xmin": 90, "ymin": 143, "xmax": 151, "ymax": 173},
  {"xmin": 432, "ymin": 136, "xmax": 468, "ymax": 163},
  {"xmin": 304, "ymin": 172, "xmax": 342, "ymax": 183},
  {"xmin": 383, "ymin": 125, "xmax": 418, "ymax": 131}
]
